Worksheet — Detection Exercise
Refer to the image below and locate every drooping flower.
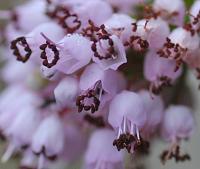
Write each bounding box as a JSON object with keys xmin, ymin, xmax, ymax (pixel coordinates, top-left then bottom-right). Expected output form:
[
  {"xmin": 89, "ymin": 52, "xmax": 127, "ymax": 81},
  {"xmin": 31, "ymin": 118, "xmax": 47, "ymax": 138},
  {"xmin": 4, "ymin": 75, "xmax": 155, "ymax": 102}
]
[
  {"xmin": 139, "ymin": 90, "xmax": 164, "ymax": 139},
  {"xmin": 54, "ymin": 76, "xmax": 79, "ymax": 109},
  {"xmin": 31, "ymin": 114, "xmax": 65, "ymax": 169},
  {"xmin": 84, "ymin": 129, "xmax": 124, "ymax": 169},
  {"xmin": 77, "ymin": 63, "xmax": 126, "ymax": 114},
  {"xmin": 108, "ymin": 90, "xmax": 147, "ymax": 153},
  {"xmin": 144, "ymin": 51, "xmax": 182, "ymax": 95},
  {"xmin": 54, "ymin": 34, "xmax": 93, "ymax": 74},
  {"xmin": 103, "ymin": 14, "xmax": 134, "ymax": 44},
  {"xmin": 2, "ymin": 106, "xmax": 42, "ymax": 163},
  {"xmin": 160, "ymin": 105, "xmax": 195, "ymax": 163},
  {"xmin": 157, "ymin": 27, "xmax": 200, "ymax": 71},
  {"xmin": 153, "ymin": 0, "xmax": 185, "ymax": 26}
]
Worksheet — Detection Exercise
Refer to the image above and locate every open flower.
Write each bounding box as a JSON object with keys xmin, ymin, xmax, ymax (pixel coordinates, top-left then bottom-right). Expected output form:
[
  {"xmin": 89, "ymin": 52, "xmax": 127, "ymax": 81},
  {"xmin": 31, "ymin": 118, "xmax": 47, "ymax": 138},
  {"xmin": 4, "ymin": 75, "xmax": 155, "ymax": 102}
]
[
  {"xmin": 77, "ymin": 63, "xmax": 126, "ymax": 114},
  {"xmin": 157, "ymin": 27, "xmax": 200, "ymax": 71},
  {"xmin": 108, "ymin": 90, "xmax": 147, "ymax": 153},
  {"xmin": 54, "ymin": 34, "xmax": 93, "ymax": 74}
]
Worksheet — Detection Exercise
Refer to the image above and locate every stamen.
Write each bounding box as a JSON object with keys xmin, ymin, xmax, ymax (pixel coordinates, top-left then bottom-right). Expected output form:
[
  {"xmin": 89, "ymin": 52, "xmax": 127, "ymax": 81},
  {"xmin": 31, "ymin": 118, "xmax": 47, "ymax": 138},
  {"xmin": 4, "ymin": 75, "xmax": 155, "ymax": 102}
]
[
  {"xmin": 10, "ymin": 37, "xmax": 32, "ymax": 63},
  {"xmin": 40, "ymin": 33, "xmax": 60, "ymax": 68},
  {"xmin": 33, "ymin": 146, "xmax": 57, "ymax": 162},
  {"xmin": 160, "ymin": 144, "xmax": 190, "ymax": 164},
  {"xmin": 157, "ymin": 38, "xmax": 187, "ymax": 71},
  {"xmin": 124, "ymin": 22, "xmax": 149, "ymax": 51},
  {"xmin": 90, "ymin": 24, "xmax": 118, "ymax": 61},
  {"xmin": 46, "ymin": 4, "xmax": 81, "ymax": 33},
  {"xmin": 149, "ymin": 76, "xmax": 172, "ymax": 95},
  {"xmin": 76, "ymin": 81, "xmax": 102, "ymax": 114}
]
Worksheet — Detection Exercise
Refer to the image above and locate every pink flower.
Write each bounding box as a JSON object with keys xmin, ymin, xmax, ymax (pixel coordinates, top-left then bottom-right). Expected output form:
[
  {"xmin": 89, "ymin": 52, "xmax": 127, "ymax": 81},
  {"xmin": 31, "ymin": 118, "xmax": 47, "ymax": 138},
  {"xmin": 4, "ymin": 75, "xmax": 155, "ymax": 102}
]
[
  {"xmin": 135, "ymin": 18, "xmax": 170, "ymax": 50},
  {"xmin": 74, "ymin": 0, "xmax": 113, "ymax": 28},
  {"xmin": 161, "ymin": 105, "xmax": 195, "ymax": 142},
  {"xmin": 32, "ymin": 114, "xmax": 65, "ymax": 169},
  {"xmin": 13, "ymin": 0, "xmax": 49, "ymax": 32},
  {"xmin": 144, "ymin": 51, "xmax": 182, "ymax": 94},
  {"xmin": 160, "ymin": 105, "xmax": 195, "ymax": 164},
  {"xmin": 54, "ymin": 76, "xmax": 79, "ymax": 108},
  {"xmin": 77, "ymin": 63, "xmax": 126, "ymax": 114},
  {"xmin": 92, "ymin": 34, "xmax": 127, "ymax": 70},
  {"xmin": 104, "ymin": 14, "xmax": 134, "ymax": 44},
  {"xmin": 153, "ymin": 0, "xmax": 185, "ymax": 26},
  {"xmin": 1, "ymin": 59, "xmax": 35, "ymax": 84},
  {"xmin": 84, "ymin": 129, "xmax": 124, "ymax": 169},
  {"xmin": 55, "ymin": 34, "xmax": 93, "ymax": 74},
  {"xmin": 10, "ymin": 22, "xmax": 64, "ymax": 64},
  {"xmin": 108, "ymin": 90, "xmax": 146, "ymax": 153},
  {"xmin": 139, "ymin": 90, "xmax": 164, "ymax": 139},
  {"xmin": 157, "ymin": 27, "xmax": 200, "ymax": 71},
  {"xmin": 2, "ymin": 106, "xmax": 42, "ymax": 163}
]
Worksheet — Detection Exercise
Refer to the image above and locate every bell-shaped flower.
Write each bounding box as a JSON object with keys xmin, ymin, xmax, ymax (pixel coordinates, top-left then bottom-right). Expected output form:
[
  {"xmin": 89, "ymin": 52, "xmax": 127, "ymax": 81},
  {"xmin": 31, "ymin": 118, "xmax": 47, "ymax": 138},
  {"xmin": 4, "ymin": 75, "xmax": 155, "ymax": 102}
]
[
  {"xmin": 55, "ymin": 34, "xmax": 93, "ymax": 74},
  {"xmin": 54, "ymin": 76, "xmax": 79, "ymax": 108},
  {"xmin": 144, "ymin": 51, "xmax": 182, "ymax": 95},
  {"xmin": 77, "ymin": 63, "xmax": 126, "ymax": 114},
  {"xmin": 10, "ymin": 22, "xmax": 64, "ymax": 64},
  {"xmin": 2, "ymin": 106, "xmax": 42, "ymax": 163},
  {"xmin": 31, "ymin": 114, "xmax": 65, "ymax": 169},
  {"xmin": 153, "ymin": 0, "xmax": 185, "ymax": 26},
  {"xmin": 84, "ymin": 129, "xmax": 124, "ymax": 169},
  {"xmin": 157, "ymin": 27, "xmax": 200, "ymax": 71},
  {"xmin": 108, "ymin": 90, "xmax": 147, "ymax": 153},
  {"xmin": 139, "ymin": 90, "xmax": 164, "ymax": 139},
  {"xmin": 160, "ymin": 105, "xmax": 195, "ymax": 163},
  {"xmin": 104, "ymin": 14, "xmax": 134, "ymax": 44}
]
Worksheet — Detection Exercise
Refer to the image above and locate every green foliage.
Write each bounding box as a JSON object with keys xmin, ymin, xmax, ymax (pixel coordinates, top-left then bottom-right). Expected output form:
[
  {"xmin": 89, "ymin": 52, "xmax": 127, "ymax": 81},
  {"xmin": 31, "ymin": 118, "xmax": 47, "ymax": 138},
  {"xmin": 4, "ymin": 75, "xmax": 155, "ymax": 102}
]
[{"xmin": 184, "ymin": 0, "xmax": 195, "ymax": 8}]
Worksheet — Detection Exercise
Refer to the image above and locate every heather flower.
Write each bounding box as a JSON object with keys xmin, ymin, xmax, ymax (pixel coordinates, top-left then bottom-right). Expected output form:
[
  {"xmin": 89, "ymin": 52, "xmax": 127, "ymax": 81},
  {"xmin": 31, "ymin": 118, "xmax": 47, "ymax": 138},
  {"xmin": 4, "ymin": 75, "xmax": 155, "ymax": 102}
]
[
  {"xmin": 73, "ymin": 0, "xmax": 113, "ymax": 28},
  {"xmin": 0, "ymin": 0, "xmax": 200, "ymax": 168},
  {"xmin": 10, "ymin": 22, "xmax": 64, "ymax": 64},
  {"xmin": 153, "ymin": 0, "xmax": 185, "ymax": 26},
  {"xmin": 106, "ymin": 0, "xmax": 141, "ymax": 14},
  {"xmin": 92, "ymin": 34, "xmax": 127, "ymax": 70},
  {"xmin": 2, "ymin": 106, "xmax": 42, "ymax": 162},
  {"xmin": 77, "ymin": 63, "xmax": 126, "ymax": 114},
  {"xmin": 160, "ymin": 105, "xmax": 195, "ymax": 163},
  {"xmin": 20, "ymin": 150, "xmax": 37, "ymax": 169},
  {"xmin": 108, "ymin": 90, "xmax": 147, "ymax": 153},
  {"xmin": 31, "ymin": 114, "xmax": 65, "ymax": 169},
  {"xmin": 84, "ymin": 129, "xmax": 124, "ymax": 169},
  {"xmin": 54, "ymin": 76, "xmax": 79, "ymax": 108},
  {"xmin": 157, "ymin": 27, "xmax": 200, "ymax": 71},
  {"xmin": 144, "ymin": 51, "xmax": 182, "ymax": 94},
  {"xmin": 54, "ymin": 34, "xmax": 93, "ymax": 74},
  {"xmin": 0, "ymin": 0, "xmax": 49, "ymax": 33},
  {"xmin": 133, "ymin": 18, "xmax": 170, "ymax": 50},
  {"xmin": 139, "ymin": 90, "xmax": 164, "ymax": 139},
  {"xmin": 190, "ymin": 0, "xmax": 200, "ymax": 20},
  {"xmin": 0, "ymin": 85, "xmax": 42, "ymax": 132},
  {"xmin": 104, "ymin": 14, "xmax": 134, "ymax": 44},
  {"xmin": 1, "ymin": 59, "xmax": 35, "ymax": 84}
]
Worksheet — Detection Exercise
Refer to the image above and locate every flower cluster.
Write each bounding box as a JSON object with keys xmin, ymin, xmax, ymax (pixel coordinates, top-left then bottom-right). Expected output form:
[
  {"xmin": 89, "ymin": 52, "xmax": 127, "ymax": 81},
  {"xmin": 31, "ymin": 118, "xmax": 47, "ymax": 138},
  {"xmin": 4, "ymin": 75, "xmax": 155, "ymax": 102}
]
[{"xmin": 0, "ymin": 0, "xmax": 198, "ymax": 169}]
